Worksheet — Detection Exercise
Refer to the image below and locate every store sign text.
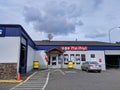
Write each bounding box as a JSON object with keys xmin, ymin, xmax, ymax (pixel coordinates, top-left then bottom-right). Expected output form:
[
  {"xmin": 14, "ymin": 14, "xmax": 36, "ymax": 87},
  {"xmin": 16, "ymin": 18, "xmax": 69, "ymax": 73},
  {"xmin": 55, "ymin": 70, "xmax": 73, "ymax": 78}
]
[{"xmin": 60, "ymin": 46, "xmax": 88, "ymax": 51}]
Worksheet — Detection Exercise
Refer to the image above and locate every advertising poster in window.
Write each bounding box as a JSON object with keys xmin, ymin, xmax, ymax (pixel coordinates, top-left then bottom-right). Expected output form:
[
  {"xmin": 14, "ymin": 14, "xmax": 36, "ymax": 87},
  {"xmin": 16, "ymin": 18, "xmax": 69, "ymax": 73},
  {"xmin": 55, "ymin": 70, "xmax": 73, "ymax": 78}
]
[
  {"xmin": 81, "ymin": 54, "xmax": 86, "ymax": 61},
  {"xmin": 70, "ymin": 54, "xmax": 75, "ymax": 64},
  {"xmin": 90, "ymin": 54, "xmax": 96, "ymax": 61},
  {"xmin": 58, "ymin": 55, "xmax": 63, "ymax": 64},
  {"xmin": 64, "ymin": 54, "xmax": 69, "ymax": 64},
  {"xmin": 76, "ymin": 54, "xmax": 80, "ymax": 64}
]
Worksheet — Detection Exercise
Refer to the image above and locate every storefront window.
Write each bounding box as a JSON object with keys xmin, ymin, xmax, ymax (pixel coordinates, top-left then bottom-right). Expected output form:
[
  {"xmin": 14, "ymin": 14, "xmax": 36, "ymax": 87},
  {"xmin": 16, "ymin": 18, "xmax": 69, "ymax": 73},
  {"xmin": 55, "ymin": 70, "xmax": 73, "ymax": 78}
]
[
  {"xmin": 58, "ymin": 54, "xmax": 63, "ymax": 64},
  {"xmin": 70, "ymin": 54, "xmax": 75, "ymax": 64},
  {"xmin": 81, "ymin": 54, "xmax": 86, "ymax": 61},
  {"xmin": 91, "ymin": 54, "xmax": 95, "ymax": 58},
  {"xmin": 64, "ymin": 54, "xmax": 69, "ymax": 64},
  {"xmin": 76, "ymin": 54, "xmax": 80, "ymax": 64},
  {"xmin": 52, "ymin": 56, "xmax": 56, "ymax": 65}
]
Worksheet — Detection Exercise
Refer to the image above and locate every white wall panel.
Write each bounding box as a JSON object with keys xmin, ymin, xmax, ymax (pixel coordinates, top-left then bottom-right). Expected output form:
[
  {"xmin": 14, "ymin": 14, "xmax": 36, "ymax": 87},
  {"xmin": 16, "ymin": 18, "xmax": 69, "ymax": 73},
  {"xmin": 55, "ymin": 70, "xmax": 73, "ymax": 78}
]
[
  {"xmin": 34, "ymin": 50, "xmax": 47, "ymax": 69},
  {"xmin": 27, "ymin": 46, "xmax": 35, "ymax": 72},
  {"xmin": 105, "ymin": 50, "xmax": 120, "ymax": 55},
  {"xmin": 64, "ymin": 51, "xmax": 105, "ymax": 70},
  {"xmin": 0, "ymin": 37, "xmax": 20, "ymax": 63},
  {"xmin": 35, "ymin": 50, "xmax": 106, "ymax": 70}
]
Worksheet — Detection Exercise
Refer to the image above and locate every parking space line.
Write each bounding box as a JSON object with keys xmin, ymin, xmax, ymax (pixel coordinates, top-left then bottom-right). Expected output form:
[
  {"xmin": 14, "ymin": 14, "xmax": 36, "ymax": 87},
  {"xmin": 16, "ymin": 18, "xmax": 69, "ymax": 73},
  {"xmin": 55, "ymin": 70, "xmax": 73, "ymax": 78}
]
[
  {"xmin": 65, "ymin": 71, "xmax": 77, "ymax": 73},
  {"xmin": 42, "ymin": 72, "xmax": 50, "ymax": 90},
  {"xmin": 10, "ymin": 72, "xmax": 37, "ymax": 90},
  {"xmin": 59, "ymin": 70, "xmax": 66, "ymax": 75},
  {"xmin": 9, "ymin": 81, "xmax": 23, "ymax": 90},
  {"xmin": 24, "ymin": 72, "xmax": 37, "ymax": 82},
  {"xmin": 53, "ymin": 69, "xmax": 66, "ymax": 75},
  {"xmin": 13, "ymin": 87, "xmax": 42, "ymax": 89}
]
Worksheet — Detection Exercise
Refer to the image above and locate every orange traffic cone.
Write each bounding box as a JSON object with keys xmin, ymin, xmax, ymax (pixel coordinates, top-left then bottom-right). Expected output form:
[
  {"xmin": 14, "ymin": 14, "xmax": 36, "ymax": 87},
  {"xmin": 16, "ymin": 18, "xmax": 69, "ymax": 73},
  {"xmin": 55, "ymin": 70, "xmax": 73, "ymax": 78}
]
[{"xmin": 17, "ymin": 72, "xmax": 21, "ymax": 81}]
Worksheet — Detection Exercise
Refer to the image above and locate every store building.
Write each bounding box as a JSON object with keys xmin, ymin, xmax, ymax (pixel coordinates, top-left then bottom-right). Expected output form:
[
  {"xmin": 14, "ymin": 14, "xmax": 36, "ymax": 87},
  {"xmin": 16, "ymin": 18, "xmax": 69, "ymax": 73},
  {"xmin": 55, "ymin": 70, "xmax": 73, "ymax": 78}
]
[
  {"xmin": 35, "ymin": 41, "xmax": 120, "ymax": 70},
  {"xmin": 0, "ymin": 24, "xmax": 120, "ymax": 79}
]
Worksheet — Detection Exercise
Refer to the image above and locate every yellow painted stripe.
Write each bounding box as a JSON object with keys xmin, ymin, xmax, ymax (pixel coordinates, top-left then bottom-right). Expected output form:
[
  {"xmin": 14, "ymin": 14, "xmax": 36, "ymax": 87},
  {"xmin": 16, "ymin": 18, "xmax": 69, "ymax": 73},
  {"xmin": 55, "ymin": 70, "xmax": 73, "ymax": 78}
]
[{"xmin": 0, "ymin": 80, "xmax": 23, "ymax": 83}]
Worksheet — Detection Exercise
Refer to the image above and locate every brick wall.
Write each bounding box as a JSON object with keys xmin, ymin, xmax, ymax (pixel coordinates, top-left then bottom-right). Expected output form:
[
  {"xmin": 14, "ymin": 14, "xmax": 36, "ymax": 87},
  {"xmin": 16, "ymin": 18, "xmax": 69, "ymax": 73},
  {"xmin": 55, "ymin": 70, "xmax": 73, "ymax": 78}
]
[{"xmin": 0, "ymin": 63, "xmax": 17, "ymax": 79}]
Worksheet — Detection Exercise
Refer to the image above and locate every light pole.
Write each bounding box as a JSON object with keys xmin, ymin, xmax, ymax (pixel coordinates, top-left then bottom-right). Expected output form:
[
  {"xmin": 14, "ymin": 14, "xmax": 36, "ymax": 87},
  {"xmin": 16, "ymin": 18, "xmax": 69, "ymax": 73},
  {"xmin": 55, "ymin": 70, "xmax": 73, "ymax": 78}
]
[{"xmin": 109, "ymin": 26, "xmax": 120, "ymax": 42}]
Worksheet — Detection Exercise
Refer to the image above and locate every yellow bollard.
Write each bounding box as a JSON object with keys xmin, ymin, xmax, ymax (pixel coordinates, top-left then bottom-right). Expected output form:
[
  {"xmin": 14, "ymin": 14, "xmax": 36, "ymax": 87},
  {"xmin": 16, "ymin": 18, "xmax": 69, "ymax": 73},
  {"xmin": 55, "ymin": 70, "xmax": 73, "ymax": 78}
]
[{"xmin": 68, "ymin": 61, "xmax": 73, "ymax": 69}]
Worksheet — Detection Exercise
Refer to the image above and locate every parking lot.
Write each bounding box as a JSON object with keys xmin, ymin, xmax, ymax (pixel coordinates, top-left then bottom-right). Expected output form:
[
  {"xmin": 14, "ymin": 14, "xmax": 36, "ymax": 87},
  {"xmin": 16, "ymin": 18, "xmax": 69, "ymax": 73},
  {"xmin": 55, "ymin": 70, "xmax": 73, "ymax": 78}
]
[
  {"xmin": 45, "ymin": 69, "xmax": 120, "ymax": 90},
  {"xmin": 0, "ymin": 83, "xmax": 17, "ymax": 90},
  {"xmin": 1, "ymin": 69, "xmax": 120, "ymax": 90}
]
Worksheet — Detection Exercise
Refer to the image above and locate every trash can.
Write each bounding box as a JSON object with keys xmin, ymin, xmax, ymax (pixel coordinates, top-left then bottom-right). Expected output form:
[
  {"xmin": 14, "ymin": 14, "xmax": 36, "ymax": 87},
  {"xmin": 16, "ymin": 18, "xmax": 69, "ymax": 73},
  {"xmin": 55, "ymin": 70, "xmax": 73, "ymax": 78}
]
[
  {"xmin": 68, "ymin": 61, "xmax": 73, "ymax": 69},
  {"xmin": 33, "ymin": 61, "xmax": 39, "ymax": 69}
]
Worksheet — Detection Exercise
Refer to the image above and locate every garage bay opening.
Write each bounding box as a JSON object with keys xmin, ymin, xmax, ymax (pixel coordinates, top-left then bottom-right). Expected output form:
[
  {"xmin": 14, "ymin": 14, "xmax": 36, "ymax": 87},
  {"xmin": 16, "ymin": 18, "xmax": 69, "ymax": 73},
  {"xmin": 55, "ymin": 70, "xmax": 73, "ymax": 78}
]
[
  {"xmin": 19, "ymin": 44, "xmax": 27, "ymax": 74},
  {"xmin": 105, "ymin": 55, "xmax": 120, "ymax": 69}
]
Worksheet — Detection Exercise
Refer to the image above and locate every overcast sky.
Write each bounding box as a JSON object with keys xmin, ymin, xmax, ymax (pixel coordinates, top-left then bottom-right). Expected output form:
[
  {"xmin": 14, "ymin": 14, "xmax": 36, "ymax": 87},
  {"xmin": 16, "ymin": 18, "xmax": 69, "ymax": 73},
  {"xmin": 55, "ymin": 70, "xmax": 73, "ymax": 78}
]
[{"xmin": 0, "ymin": 0, "xmax": 120, "ymax": 42}]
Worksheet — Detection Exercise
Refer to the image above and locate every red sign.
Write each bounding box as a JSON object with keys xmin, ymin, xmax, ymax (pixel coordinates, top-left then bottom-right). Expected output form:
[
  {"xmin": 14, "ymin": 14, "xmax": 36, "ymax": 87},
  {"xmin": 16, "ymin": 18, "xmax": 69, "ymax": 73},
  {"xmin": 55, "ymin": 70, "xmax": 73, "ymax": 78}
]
[
  {"xmin": 99, "ymin": 58, "xmax": 102, "ymax": 62},
  {"xmin": 60, "ymin": 46, "xmax": 88, "ymax": 51},
  {"xmin": 45, "ymin": 56, "xmax": 49, "ymax": 62}
]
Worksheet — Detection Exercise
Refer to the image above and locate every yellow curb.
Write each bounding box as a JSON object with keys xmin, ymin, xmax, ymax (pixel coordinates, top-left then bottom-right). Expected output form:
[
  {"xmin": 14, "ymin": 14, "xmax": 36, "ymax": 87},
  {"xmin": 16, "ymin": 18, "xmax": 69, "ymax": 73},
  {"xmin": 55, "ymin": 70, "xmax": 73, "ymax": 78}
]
[{"xmin": 0, "ymin": 80, "xmax": 23, "ymax": 83}]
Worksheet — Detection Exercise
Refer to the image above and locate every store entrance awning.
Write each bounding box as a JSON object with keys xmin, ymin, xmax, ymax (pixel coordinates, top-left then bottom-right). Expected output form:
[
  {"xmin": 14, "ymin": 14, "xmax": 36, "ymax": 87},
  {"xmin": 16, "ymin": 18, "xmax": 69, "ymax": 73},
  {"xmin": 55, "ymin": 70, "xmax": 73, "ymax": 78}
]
[{"xmin": 46, "ymin": 48, "xmax": 64, "ymax": 55}]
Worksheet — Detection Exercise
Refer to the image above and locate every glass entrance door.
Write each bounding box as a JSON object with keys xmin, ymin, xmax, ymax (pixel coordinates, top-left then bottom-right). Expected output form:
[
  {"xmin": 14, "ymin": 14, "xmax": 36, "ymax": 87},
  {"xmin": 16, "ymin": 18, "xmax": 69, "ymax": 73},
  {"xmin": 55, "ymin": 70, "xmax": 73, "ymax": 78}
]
[
  {"xmin": 51, "ymin": 54, "xmax": 58, "ymax": 68},
  {"xmin": 52, "ymin": 56, "xmax": 57, "ymax": 65}
]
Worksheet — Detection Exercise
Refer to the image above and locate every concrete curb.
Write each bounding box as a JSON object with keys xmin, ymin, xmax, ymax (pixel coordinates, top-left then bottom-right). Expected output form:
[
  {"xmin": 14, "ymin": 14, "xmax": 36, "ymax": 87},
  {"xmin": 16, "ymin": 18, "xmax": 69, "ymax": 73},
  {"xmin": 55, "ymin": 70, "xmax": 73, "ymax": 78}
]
[{"xmin": 0, "ymin": 80, "xmax": 23, "ymax": 83}]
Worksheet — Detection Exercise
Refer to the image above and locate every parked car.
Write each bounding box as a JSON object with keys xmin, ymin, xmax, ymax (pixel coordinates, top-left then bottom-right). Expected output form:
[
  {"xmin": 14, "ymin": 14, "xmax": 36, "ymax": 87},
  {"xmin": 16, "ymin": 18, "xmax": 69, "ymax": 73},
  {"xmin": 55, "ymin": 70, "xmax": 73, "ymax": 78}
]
[{"xmin": 81, "ymin": 61, "xmax": 101, "ymax": 73}]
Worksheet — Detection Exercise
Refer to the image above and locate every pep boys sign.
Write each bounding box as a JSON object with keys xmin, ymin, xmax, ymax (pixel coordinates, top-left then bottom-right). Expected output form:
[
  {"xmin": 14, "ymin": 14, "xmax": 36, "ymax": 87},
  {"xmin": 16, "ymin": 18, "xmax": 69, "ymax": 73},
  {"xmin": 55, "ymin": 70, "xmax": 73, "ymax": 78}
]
[{"xmin": 60, "ymin": 46, "xmax": 88, "ymax": 51}]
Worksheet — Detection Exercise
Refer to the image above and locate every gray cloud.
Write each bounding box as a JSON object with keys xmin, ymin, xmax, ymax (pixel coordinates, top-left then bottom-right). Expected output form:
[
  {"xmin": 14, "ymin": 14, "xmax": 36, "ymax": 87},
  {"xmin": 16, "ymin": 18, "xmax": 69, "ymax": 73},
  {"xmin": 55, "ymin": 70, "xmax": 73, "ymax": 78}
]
[
  {"xmin": 93, "ymin": 0, "xmax": 103, "ymax": 8},
  {"xmin": 24, "ymin": 7, "xmax": 42, "ymax": 22},
  {"xmin": 85, "ymin": 33, "xmax": 106, "ymax": 38},
  {"xmin": 85, "ymin": 30, "xmax": 106, "ymax": 38},
  {"xmin": 23, "ymin": 0, "xmax": 103, "ymax": 36},
  {"xmin": 34, "ymin": 17, "xmax": 75, "ymax": 35}
]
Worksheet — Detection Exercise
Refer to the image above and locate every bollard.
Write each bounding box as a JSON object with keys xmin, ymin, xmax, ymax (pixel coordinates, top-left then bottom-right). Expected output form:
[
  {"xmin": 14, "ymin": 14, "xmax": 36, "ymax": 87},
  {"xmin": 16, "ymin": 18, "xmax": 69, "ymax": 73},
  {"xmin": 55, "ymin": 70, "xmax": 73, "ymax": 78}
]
[{"xmin": 68, "ymin": 61, "xmax": 73, "ymax": 69}]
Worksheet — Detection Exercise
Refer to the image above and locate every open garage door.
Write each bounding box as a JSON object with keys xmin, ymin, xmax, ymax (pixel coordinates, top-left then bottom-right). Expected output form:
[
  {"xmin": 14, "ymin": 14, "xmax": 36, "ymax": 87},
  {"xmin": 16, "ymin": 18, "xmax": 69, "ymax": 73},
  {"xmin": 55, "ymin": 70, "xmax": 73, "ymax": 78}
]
[
  {"xmin": 19, "ymin": 44, "xmax": 27, "ymax": 74},
  {"xmin": 105, "ymin": 55, "xmax": 120, "ymax": 69}
]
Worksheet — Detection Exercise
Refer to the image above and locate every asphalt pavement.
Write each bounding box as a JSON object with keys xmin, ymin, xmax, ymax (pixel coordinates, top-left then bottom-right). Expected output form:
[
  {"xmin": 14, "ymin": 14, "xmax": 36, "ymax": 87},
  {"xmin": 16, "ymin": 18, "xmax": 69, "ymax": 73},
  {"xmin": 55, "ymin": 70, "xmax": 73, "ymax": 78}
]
[
  {"xmin": 45, "ymin": 69, "xmax": 120, "ymax": 90},
  {"xmin": 1, "ymin": 69, "xmax": 120, "ymax": 90},
  {"xmin": 0, "ymin": 83, "xmax": 17, "ymax": 90}
]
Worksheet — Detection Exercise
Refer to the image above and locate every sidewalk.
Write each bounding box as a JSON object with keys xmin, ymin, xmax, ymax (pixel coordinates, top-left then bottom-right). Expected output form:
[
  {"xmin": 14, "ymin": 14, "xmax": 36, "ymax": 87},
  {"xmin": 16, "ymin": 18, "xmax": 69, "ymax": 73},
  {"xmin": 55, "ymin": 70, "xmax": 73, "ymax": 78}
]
[
  {"xmin": 0, "ymin": 69, "xmax": 47, "ymax": 83},
  {"xmin": 10, "ymin": 69, "xmax": 49, "ymax": 90}
]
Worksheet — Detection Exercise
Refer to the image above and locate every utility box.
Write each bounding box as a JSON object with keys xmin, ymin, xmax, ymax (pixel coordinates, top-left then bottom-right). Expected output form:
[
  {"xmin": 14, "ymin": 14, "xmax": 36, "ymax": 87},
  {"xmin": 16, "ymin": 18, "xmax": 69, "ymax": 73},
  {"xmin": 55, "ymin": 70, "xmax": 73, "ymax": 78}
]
[
  {"xmin": 33, "ymin": 61, "xmax": 39, "ymax": 69},
  {"xmin": 68, "ymin": 61, "xmax": 73, "ymax": 69}
]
